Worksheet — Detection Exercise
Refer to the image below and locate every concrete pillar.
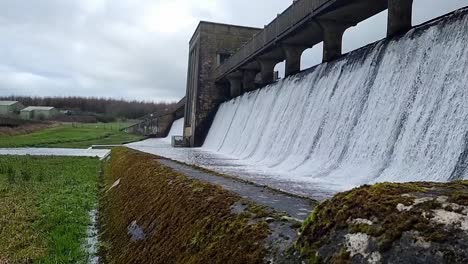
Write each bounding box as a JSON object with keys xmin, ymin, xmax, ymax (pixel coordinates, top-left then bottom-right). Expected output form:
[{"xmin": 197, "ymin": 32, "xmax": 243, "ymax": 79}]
[
  {"xmin": 258, "ymin": 60, "xmax": 278, "ymax": 85},
  {"xmin": 227, "ymin": 72, "xmax": 243, "ymax": 98},
  {"xmin": 242, "ymin": 70, "xmax": 258, "ymax": 92},
  {"xmin": 282, "ymin": 45, "xmax": 308, "ymax": 77},
  {"xmin": 319, "ymin": 21, "xmax": 350, "ymax": 62},
  {"xmin": 387, "ymin": 0, "xmax": 413, "ymax": 37}
]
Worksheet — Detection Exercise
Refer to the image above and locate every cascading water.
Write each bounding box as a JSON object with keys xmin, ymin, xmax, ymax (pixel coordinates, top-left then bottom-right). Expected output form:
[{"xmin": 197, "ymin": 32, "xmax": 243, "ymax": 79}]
[
  {"xmin": 162, "ymin": 118, "xmax": 184, "ymax": 143},
  {"xmin": 203, "ymin": 9, "xmax": 468, "ymax": 190},
  {"xmin": 129, "ymin": 9, "xmax": 468, "ymax": 198}
]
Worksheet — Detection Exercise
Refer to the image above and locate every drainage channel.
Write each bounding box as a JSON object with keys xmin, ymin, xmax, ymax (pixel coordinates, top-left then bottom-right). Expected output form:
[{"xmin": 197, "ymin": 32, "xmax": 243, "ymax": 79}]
[{"xmin": 157, "ymin": 159, "xmax": 316, "ymax": 221}]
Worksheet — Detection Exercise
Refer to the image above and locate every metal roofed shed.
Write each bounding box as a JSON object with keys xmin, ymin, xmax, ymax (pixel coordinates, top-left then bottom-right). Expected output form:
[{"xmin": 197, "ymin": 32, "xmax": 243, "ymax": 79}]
[
  {"xmin": 0, "ymin": 101, "xmax": 25, "ymax": 116},
  {"xmin": 20, "ymin": 106, "xmax": 59, "ymax": 120}
]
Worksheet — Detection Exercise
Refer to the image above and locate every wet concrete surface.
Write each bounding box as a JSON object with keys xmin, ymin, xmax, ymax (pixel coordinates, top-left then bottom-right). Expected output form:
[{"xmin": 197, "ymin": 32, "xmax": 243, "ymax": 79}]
[
  {"xmin": 127, "ymin": 140, "xmax": 339, "ymax": 200},
  {"xmin": 0, "ymin": 148, "xmax": 110, "ymax": 159},
  {"xmin": 157, "ymin": 159, "xmax": 316, "ymax": 221}
]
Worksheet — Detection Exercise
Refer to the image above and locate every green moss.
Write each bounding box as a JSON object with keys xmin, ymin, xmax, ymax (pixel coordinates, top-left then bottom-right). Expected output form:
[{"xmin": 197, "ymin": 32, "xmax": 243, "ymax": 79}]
[
  {"xmin": 248, "ymin": 204, "xmax": 271, "ymax": 218},
  {"xmin": 296, "ymin": 181, "xmax": 468, "ymax": 263},
  {"xmin": 449, "ymin": 191, "xmax": 468, "ymax": 206},
  {"xmin": 330, "ymin": 248, "xmax": 351, "ymax": 264},
  {"xmin": 100, "ymin": 147, "xmax": 271, "ymax": 264}
]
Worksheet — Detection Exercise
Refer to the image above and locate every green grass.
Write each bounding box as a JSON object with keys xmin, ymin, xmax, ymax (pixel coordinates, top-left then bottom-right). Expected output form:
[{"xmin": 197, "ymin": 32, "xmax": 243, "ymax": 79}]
[
  {"xmin": 0, "ymin": 156, "xmax": 100, "ymax": 263},
  {"xmin": 0, "ymin": 122, "xmax": 144, "ymax": 148}
]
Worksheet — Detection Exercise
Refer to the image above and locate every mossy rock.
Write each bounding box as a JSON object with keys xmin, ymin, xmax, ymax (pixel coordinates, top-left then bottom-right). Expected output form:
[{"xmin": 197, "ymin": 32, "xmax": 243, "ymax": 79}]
[{"xmin": 296, "ymin": 181, "xmax": 468, "ymax": 264}]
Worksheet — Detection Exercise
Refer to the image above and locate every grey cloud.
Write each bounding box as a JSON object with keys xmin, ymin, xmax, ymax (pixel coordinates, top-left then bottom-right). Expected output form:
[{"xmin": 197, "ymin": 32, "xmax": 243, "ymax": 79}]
[{"xmin": 0, "ymin": 0, "xmax": 466, "ymax": 102}]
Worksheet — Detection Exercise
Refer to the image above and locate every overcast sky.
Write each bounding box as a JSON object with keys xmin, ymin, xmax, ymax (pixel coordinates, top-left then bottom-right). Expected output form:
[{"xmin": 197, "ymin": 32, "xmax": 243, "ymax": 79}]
[{"xmin": 0, "ymin": 0, "xmax": 466, "ymax": 102}]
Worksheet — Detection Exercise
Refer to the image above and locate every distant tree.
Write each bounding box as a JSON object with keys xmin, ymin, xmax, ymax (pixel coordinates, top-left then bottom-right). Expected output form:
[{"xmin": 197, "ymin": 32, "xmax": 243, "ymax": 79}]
[{"xmin": 0, "ymin": 96, "xmax": 177, "ymax": 119}]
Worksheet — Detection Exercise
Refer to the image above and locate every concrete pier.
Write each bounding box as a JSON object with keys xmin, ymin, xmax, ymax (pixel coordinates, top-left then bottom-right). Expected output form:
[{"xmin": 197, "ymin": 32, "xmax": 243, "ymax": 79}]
[
  {"xmin": 283, "ymin": 45, "xmax": 308, "ymax": 76},
  {"xmin": 227, "ymin": 72, "xmax": 243, "ymax": 97},
  {"xmin": 320, "ymin": 20, "xmax": 352, "ymax": 62},
  {"xmin": 258, "ymin": 59, "xmax": 279, "ymax": 85},
  {"xmin": 388, "ymin": 0, "xmax": 414, "ymax": 37},
  {"xmin": 242, "ymin": 70, "xmax": 258, "ymax": 92}
]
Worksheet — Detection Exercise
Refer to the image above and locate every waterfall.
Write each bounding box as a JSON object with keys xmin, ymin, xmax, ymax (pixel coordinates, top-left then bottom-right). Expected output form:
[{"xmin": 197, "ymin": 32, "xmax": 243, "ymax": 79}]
[
  {"xmin": 162, "ymin": 118, "xmax": 184, "ymax": 143},
  {"xmin": 202, "ymin": 9, "xmax": 468, "ymax": 190}
]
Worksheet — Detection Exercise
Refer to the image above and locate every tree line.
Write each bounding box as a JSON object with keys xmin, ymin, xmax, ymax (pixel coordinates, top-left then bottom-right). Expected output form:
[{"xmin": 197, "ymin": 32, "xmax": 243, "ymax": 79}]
[{"xmin": 0, "ymin": 96, "xmax": 177, "ymax": 119}]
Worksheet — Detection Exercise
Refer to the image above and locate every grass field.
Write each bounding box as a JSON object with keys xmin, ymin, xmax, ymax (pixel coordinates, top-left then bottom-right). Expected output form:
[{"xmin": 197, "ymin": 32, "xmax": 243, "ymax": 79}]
[
  {"xmin": 0, "ymin": 122, "xmax": 144, "ymax": 148},
  {"xmin": 0, "ymin": 156, "xmax": 100, "ymax": 263}
]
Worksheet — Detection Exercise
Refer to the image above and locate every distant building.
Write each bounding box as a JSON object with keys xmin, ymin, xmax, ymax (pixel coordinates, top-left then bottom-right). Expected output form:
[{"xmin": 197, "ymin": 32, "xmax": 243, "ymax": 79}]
[
  {"xmin": 20, "ymin": 106, "xmax": 59, "ymax": 120},
  {"xmin": 0, "ymin": 101, "xmax": 25, "ymax": 116}
]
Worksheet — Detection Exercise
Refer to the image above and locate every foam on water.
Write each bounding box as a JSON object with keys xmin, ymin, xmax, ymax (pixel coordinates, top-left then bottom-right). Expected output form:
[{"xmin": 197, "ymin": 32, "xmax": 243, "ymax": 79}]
[{"xmin": 203, "ymin": 9, "xmax": 468, "ymax": 190}]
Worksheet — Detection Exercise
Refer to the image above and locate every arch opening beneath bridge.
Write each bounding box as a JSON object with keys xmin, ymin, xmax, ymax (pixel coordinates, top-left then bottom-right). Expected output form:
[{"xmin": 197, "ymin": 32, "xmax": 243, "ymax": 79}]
[
  {"xmin": 342, "ymin": 10, "xmax": 388, "ymax": 54},
  {"xmin": 275, "ymin": 60, "xmax": 285, "ymax": 80},
  {"xmin": 413, "ymin": 0, "xmax": 467, "ymax": 25},
  {"xmin": 301, "ymin": 42, "xmax": 324, "ymax": 72}
]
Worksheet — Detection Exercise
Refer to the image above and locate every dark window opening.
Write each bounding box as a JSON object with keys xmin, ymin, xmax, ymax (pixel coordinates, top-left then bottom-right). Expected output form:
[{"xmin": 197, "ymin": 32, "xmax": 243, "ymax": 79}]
[{"xmin": 217, "ymin": 53, "xmax": 231, "ymax": 66}]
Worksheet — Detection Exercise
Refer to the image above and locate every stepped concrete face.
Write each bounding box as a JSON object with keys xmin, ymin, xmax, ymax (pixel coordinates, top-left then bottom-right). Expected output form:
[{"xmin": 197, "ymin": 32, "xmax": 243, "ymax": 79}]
[{"xmin": 184, "ymin": 0, "xmax": 416, "ymax": 147}]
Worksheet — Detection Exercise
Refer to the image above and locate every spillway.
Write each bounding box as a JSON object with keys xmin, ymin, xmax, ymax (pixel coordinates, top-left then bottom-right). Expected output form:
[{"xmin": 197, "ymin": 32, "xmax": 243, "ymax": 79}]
[
  {"xmin": 130, "ymin": 9, "xmax": 468, "ymax": 199},
  {"xmin": 161, "ymin": 118, "xmax": 184, "ymax": 143},
  {"xmin": 204, "ymin": 9, "xmax": 468, "ymax": 186}
]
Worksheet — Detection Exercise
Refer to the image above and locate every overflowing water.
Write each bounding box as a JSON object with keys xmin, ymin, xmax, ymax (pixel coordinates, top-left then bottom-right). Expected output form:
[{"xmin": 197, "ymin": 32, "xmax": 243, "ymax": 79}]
[
  {"xmin": 161, "ymin": 118, "xmax": 184, "ymax": 143},
  {"xmin": 130, "ymin": 9, "xmax": 468, "ymax": 199}
]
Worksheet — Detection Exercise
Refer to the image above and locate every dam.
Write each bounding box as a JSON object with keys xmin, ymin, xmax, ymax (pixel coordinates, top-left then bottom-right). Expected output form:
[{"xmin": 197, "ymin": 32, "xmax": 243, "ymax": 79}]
[{"xmin": 129, "ymin": 6, "xmax": 468, "ymax": 199}]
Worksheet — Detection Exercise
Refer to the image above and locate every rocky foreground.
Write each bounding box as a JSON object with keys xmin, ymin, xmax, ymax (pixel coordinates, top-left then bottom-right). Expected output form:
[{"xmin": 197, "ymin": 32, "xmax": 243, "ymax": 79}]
[
  {"xmin": 296, "ymin": 181, "xmax": 468, "ymax": 263},
  {"xmin": 100, "ymin": 148, "xmax": 468, "ymax": 264}
]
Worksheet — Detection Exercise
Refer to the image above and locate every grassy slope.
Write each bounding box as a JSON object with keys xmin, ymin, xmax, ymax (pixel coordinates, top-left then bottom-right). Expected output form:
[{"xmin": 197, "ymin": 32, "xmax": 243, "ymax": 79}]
[
  {"xmin": 0, "ymin": 156, "xmax": 100, "ymax": 263},
  {"xmin": 0, "ymin": 122, "xmax": 144, "ymax": 148},
  {"xmin": 100, "ymin": 148, "xmax": 271, "ymax": 264}
]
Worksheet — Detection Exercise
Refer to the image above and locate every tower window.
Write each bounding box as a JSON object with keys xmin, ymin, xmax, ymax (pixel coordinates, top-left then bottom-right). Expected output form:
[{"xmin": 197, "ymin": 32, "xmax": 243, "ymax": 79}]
[{"xmin": 217, "ymin": 53, "xmax": 231, "ymax": 66}]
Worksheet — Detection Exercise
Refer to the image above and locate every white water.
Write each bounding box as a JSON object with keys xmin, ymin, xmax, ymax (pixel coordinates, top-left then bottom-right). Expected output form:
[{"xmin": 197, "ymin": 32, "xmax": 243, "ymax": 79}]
[
  {"xmin": 130, "ymin": 10, "xmax": 468, "ymax": 198},
  {"xmin": 203, "ymin": 9, "xmax": 468, "ymax": 190},
  {"xmin": 161, "ymin": 118, "xmax": 184, "ymax": 143}
]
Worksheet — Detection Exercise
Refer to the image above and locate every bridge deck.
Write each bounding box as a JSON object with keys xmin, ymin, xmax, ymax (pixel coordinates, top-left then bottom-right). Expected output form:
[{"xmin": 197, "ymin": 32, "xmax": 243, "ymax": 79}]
[{"xmin": 213, "ymin": 0, "xmax": 389, "ymax": 81}]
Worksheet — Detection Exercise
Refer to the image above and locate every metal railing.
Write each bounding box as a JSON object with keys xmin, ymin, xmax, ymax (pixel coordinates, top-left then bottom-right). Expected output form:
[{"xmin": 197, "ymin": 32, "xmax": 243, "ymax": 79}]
[{"xmin": 214, "ymin": 0, "xmax": 332, "ymax": 80}]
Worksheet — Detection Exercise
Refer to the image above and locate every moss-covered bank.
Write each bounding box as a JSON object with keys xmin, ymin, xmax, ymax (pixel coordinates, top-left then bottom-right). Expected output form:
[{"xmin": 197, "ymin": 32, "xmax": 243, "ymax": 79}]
[
  {"xmin": 100, "ymin": 148, "xmax": 468, "ymax": 263},
  {"xmin": 296, "ymin": 182, "xmax": 468, "ymax": 264},
  {"xmin": 100, "ymin": 148, "xmax": 296, "ymax": 264}
]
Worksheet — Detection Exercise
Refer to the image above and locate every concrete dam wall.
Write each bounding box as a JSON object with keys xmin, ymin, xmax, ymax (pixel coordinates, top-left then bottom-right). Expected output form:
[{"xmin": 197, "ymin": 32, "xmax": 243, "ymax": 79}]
[{"xmin": 202, "ymin": 9, "xmax": 468, "ymax": 190}]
